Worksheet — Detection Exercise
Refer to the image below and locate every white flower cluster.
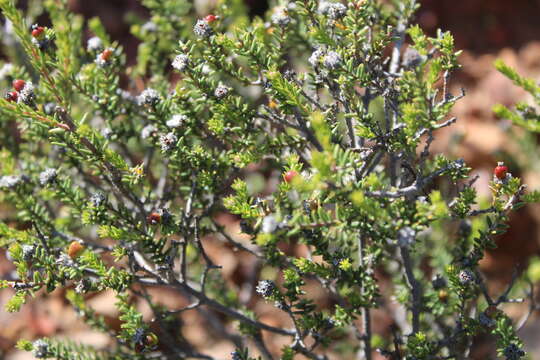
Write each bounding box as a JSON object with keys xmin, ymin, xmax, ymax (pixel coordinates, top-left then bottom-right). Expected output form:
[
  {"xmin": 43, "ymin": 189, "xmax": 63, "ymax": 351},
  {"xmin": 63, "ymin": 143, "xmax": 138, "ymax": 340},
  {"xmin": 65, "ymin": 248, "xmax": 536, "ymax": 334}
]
[
  {"xmin": 141, "ymin": 124, "xmax": 157, "ymax": 139},
  {"xmin": 271, "ymin": 6, "xmax": 291, "ymax": 26},
  {"xmin": 0, "ymin": 175, "xmax": 22, "ymax": 189},
  {"xmin": 172, "ymin": 54, "xmax": 189, "ymax": 71},
  {"xmin": 318, "ymin": 1, "xmax": 347, "ymax": 20},
  {"xmin": 193, "ymin": 19, "xmax": 213, "ymax": 38},
  {"xmin": 39, "ymin": 168, "xmax": 57, "ymax": 186},
  {"xmin": 137, "ymin": 88, "xmax": 161, "ymax": 106},
  {"xmin": 159, "ymin": 132, "xmax": 178, "ymax": 152},
  {"xmin": 86, "ymin": 36, "xmax": 103, "ymax": 52},
  {"xmin": 167, "ymin": 114, "xmax": 187, "ymax": 128},
  {"xmin": 214, "ymin": 84, "xmax": 230, "ymax": 99},
  {"xmin": 309, "ymin": 48, "xmax": 342, "ymax": 69},
  {"xmin": 17, "ymin": 81, "xmax": 35, "ymax": 105}
]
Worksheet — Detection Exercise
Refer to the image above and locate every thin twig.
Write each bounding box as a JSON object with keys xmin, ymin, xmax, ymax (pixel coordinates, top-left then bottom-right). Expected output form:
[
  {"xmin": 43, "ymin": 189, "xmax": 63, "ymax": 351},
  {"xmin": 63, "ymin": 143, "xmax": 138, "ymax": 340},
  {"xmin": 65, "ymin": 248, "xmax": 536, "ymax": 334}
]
[
  {"xmin": 399, "ymin": 243, "xmax": 422, "ymax": 334},
  {"xmin": 358, "ymin": 234, "xmax": 372, "ymax": 360}
]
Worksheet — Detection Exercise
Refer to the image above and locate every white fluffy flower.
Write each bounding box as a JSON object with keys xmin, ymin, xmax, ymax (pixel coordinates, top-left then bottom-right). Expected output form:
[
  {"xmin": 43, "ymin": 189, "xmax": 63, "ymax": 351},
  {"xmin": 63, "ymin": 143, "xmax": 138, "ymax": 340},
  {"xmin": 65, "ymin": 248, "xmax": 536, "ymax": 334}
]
[
  {"xmin": 90, "ymin": 192, "xmax": 106, "ymax": 207},
  {"xmin": 271, "ymin": 6, "xmax": 291, "ymax": 26},
  {"xmin": 214, "ymin": 84, "xmax": 230, "ymax": 99},
  {"xmin": 261, "ymin": 215, "xmax": 279, "ymax": 233},
  {"xmin": 193, "ymin": 19, "xmax": 213, "ymax": 38},
  {"xmin": 172, "ymin": 54, "xmax": 189, "ymax": 71},
  {"xmin": 101, "ymin": 127, "xmax": 113, "ymax": 139},
  {"xmin": 137, "ymin": 88, "xmax": 160, "ymax": 106},
  {"xmin": 141, "ymin": 124, "xmax": 157, "ymax": 139},
  {"xmin": 32, "ymin": 339, "xmax": 50, "ymax": 359},
  {"xmin": 39, "ymin": 168, "xmax": 57, "ymax": 186},
  {"xmin": 308, "ymin": 48, "xmax": 325, "ymax": 67},
  {"xmin": 17, "ymin": 81, "xmax": 35, "ymax": 105},
  {"xmin": 55, "ymin": 253, "xmax": 75, "ymax": 267},
  {"xmin": 159, "ymin": 132, "xmax": 178, "ymax": 152},
  {"xmin": 319, "ymin": 1, "xmax": 347, "ymax": 19},
  {"xmin": 86, "ymin": 36, "xmax": 103, "ymax": 52},
  {"xmin": 323, "ymin": 51, "xmax": 342, "ymax": 69},
  {"xmin": 0, "ymin": 175, "xmax": 22, "ymax": 189},
  {"xmin": 167, "ymin": 114, "xmax": 187, "ymax": 128}
]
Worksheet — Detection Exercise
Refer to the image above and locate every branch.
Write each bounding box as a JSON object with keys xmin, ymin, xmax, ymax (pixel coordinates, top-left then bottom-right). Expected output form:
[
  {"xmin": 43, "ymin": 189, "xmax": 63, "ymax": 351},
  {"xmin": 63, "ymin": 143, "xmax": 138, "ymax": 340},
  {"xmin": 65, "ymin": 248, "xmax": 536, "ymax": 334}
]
[
  {"xmin": 137, "ymin": 277, "xmax": 295, "ymax": 337},
  {"xmin": 399, "ymin": 243, "xmax": 422, "ymax": 334},
  {"xmin": 358, "ymin": 234, "xmax": 372, "ymax": 360},
  {"xmin": 364, "ymin": 161, "xmax": 461, "ymax": 198}
]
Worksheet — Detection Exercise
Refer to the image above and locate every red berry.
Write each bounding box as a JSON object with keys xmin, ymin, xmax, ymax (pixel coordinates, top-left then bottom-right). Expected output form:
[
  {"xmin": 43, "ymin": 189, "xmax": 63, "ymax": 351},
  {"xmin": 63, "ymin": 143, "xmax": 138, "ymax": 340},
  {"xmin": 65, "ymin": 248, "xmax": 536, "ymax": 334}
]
[
  {"xmin": 283, "ymin": 170, "xmax": 298, "ymax": 183},
  {"xmin": 99, "ymin": 48, "xmax": 113, "ymax": 61},
  {"xmin": 147, "ymin": 212, "xmax": 161, "ymax": 225},
  {"xmin": 205, "ymin": 14, "xmax": 218, "ymax": 23},
  {"xmin": 494, "ymin": 164, "xmax": 508, "ymax": 180},
  {"xmin": 12, "ymin": 79, "xmax": 26, "ymax": 92},
  {"xmin": 5, "ymin": 91, "xmax": 18, "ymax": 102},
  {"xmin": 31, "ymin": 26, "xmax": 44, "ymax": 37}
]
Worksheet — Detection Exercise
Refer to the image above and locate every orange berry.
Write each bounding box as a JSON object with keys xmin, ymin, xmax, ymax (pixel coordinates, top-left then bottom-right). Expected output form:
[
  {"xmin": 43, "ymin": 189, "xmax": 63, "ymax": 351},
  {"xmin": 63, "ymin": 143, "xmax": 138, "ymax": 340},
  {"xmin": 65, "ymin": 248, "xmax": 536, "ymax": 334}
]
[
  {"xmin": 100, "ymin": 49, "xmax": 113, "ymax": 62},
  {"xmin": 147, "ymin": 212, "xmax": 161, "ymax": 225},
  {"xmin": 268, "ymin": 99, "xmax": 278, "ymax": 108},
  {"xmin": 67, "ymin": 241, "xmax": 84, "ymax": 259},
  {"xmin": 438, "ymin": 289, "xmax": 448, "ymax": 303}
]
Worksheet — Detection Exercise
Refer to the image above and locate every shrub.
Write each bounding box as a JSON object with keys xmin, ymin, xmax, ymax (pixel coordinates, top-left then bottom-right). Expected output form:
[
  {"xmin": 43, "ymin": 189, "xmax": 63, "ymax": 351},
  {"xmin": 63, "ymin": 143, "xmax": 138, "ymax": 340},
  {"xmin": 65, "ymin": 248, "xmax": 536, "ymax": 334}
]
[{"xmin": 0, "ymin": 0, "xmax": 537, "ymax": 359}]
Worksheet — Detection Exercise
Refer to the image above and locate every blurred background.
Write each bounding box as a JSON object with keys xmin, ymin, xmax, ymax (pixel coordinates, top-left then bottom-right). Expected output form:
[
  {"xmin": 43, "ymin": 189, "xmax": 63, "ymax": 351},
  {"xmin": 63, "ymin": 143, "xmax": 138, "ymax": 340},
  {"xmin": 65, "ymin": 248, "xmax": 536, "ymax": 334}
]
[{"xmin": 2, "ymin": 0, "xmax": 540, "ymax": 359}]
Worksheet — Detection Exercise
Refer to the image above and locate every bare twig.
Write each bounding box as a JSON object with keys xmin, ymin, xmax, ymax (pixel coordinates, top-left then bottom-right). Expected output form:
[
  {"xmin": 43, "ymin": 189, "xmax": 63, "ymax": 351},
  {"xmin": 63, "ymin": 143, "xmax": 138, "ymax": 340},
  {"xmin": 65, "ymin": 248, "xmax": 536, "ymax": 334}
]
[
  {"xmin": 399, "ymin": 243, "xmax": 422, "ymax": 334},
  {"xmin": 358, "ymin": 234, "xmax": 372, "ymax": 360}
]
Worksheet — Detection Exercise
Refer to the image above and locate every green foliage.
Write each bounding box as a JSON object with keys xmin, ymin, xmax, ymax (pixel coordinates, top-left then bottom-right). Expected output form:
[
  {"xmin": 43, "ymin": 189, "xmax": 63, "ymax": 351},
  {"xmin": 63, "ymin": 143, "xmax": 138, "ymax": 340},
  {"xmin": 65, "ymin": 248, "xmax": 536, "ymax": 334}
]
[
  {"xmin": 25, "ymin": 337, "xmax": 119, "ymax": 360},
  {"xmin": 0, "ymin": 0, "xmax": 534, "ymax": 359},
  {"xmin": 494, "ymin": 59, "xmax": 540, "ymax": 133}
]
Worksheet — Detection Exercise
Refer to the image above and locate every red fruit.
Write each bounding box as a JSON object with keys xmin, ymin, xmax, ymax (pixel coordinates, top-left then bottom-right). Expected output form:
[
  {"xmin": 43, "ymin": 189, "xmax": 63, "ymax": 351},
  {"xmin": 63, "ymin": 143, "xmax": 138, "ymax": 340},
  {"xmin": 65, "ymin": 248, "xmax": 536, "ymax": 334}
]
[
  {"xmin": 494, "ymin": 163, "xmax": 508, "ymax": 180},
  {"xmin": 99, "ymin": 48, "xmax": 113, "ymax": 61},
  {"xmin": 283, "ymin": 170, "xmax": 298, "ymax": 183},
  {"xmin": 147, "ymin": 212, "xmax": 161, "ymax": 225},
  {"xmin": 205, "ymin": 14, "xmax": 218, "ymax": 23},
  {"xmin": 5, "ymin": 91, "xmax": 18, "ymax": 102},
  {"xmin": 31, "ymin": 26, "xmax": 45, "ymax": 38},
  {"xmin": 12, "ymin": 79, "xmax": 26, "ymax": 92}
]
